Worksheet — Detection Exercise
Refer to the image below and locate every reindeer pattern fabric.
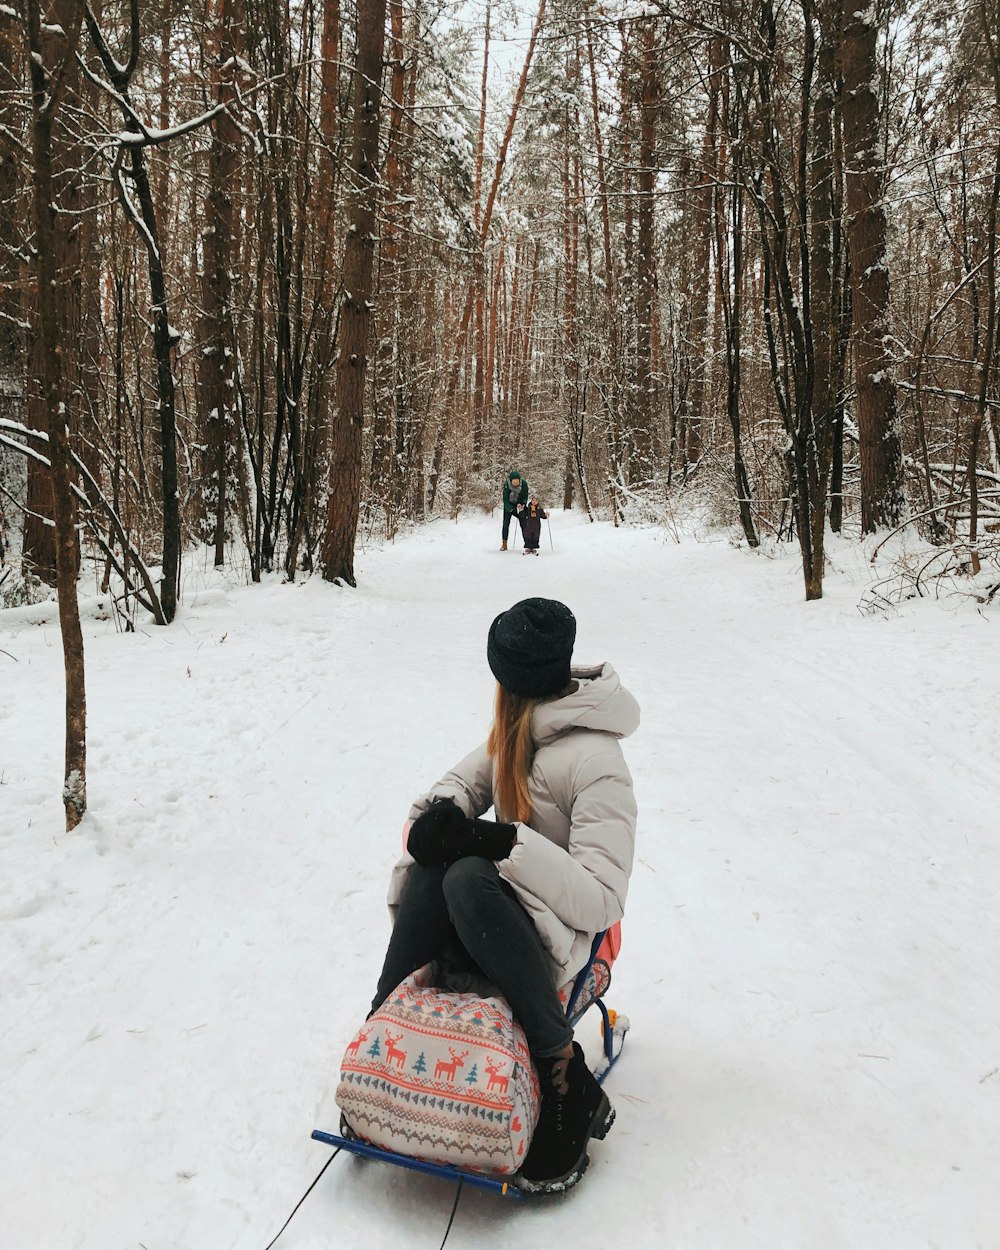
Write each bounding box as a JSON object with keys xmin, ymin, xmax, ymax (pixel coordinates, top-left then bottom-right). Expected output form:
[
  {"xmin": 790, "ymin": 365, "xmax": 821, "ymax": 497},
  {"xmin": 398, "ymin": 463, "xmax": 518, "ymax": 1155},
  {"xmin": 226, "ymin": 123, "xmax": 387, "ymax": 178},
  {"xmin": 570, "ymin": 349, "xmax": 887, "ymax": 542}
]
[{"xmin": 336, "ymin": 964, "xmax": 540, "ymax": 1175}]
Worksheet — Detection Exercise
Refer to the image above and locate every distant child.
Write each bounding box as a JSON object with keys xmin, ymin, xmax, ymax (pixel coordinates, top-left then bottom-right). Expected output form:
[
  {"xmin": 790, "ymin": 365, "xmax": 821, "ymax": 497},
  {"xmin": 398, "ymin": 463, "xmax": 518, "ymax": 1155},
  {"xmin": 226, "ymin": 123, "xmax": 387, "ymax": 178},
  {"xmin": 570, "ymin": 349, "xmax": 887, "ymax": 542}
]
[{"xmin": 521, "ymin": 498, "xmax": 547, "ymax": 555}]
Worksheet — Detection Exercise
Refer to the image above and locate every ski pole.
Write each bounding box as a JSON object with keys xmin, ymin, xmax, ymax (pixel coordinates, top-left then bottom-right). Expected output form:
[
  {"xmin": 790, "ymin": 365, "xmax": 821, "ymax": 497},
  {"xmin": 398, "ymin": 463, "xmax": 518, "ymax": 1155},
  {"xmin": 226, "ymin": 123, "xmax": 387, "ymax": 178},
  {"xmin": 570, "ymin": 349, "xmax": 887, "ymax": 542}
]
[{"xmin": 547, "ymin": 517, "xmax": 554, "ymax": 550}]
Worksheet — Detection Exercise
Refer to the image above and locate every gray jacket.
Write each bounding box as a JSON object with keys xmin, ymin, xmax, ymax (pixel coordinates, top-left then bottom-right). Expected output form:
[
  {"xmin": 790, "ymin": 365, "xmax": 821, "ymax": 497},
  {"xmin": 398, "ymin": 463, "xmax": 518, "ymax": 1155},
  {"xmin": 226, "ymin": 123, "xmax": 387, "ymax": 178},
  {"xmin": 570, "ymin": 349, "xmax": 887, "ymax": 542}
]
[{"xmin": 388, "ymin": 663, "xmax": 640, "ymax": 983}]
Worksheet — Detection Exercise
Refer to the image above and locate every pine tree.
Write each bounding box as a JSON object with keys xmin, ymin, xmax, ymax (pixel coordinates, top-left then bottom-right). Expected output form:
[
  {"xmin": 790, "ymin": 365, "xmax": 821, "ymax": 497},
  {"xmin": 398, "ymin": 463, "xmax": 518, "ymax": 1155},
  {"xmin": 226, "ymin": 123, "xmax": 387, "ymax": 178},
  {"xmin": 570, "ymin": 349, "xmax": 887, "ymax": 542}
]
[
  {"xmin": 320, "ymin": 0, "xmax": 388, "ymax": 585},
  {"xmin": 465, "ymin": 1063, "xmax": 479, "ymax": 1084},
  {"xmin": 412, "ymin": 1051, "xmax": 426, "ymax": 1074},
  {"xmin": 842, "ymin": 2, "xmax": 904, "ymax": 531},
  {"xmin": 367, "ymin": 1036, "xmax": 381, "ymax": 1058}
]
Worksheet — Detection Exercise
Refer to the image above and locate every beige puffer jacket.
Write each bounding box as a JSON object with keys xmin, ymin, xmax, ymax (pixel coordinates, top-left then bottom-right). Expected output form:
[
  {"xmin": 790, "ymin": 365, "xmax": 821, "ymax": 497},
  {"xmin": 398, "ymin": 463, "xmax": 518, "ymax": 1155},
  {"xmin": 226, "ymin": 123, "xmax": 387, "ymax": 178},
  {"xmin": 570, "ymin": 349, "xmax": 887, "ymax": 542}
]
[{"xmin": 387, "ymin": 663, "xmax": 640, "ymax": 984}]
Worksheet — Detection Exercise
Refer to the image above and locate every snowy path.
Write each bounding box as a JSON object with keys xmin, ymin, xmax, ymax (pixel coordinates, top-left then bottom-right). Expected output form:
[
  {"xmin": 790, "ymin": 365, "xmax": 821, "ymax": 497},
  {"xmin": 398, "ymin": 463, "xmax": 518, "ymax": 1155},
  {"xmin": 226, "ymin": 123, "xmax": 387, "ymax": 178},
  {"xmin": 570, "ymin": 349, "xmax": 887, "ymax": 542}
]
[{"xmin": 2, "ymin": 513, "xmax": 998, "ymax": 1250}]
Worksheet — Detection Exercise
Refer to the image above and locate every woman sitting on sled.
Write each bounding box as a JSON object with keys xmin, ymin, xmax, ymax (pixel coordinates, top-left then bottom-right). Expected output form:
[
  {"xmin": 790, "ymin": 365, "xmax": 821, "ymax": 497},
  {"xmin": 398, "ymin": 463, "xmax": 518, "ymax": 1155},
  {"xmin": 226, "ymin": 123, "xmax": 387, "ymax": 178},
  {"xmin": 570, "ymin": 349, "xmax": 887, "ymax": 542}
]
[{"xmin": 371, "ymin": 597, "xmax": 640, "ymax": 1192}]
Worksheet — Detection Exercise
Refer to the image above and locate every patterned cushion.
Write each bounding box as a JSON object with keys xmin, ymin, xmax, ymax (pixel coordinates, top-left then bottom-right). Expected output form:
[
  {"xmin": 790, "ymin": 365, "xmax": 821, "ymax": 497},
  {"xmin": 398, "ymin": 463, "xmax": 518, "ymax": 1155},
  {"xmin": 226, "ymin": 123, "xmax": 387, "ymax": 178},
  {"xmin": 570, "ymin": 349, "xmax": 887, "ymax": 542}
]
[{"xmin": 336, "ymin": 966, "xmax": 540, "ymax": 1176}]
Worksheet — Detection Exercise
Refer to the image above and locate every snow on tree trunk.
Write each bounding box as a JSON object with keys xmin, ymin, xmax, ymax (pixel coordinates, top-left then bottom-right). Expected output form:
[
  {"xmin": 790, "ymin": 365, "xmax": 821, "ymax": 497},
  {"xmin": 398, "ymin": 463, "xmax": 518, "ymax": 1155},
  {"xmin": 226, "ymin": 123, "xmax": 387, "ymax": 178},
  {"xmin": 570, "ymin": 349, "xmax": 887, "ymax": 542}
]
[
  {"xmin": 370, "ymin": 0, "xmax": 407, "ymax": 521},
  {"xmin": 631, "ymin": 19, "xmax": 658, "ymax": 486},
  {"xmin": 83, "ymin": 7, "xmax": 184, "ymax": 621},
  {"xmin": 321, "ymin": 0, "xmax": 388, "ymax": 586},
  {"xmin": 712, "ymin": 32, "xmax": 758, "ymax": 550},
  {"xmin": 842, "ymin": 5, "xmax": 905, "ymax": 533},
  {"xmin": 199, "ymin": 0, "xmax": 243, "ymax": 570},
  {"xmin": 0, "ymin": 21, "xmax": 20, "ymax": 567},
  {"xmin": 21, "ymin": 9, "xmax": 88, "ymax": 587},
  {"xmin": 26, "ymin": 0, "xmax": 87, "ymax": 830}
]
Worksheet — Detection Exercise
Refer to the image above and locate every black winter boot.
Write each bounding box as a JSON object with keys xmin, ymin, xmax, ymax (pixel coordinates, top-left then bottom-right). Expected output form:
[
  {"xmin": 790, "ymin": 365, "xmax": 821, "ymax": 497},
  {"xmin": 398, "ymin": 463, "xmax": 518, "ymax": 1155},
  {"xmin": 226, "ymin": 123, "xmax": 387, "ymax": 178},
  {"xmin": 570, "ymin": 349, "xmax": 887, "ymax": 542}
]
[{"xmin": 516, "ymin": 1042, "xmax": 615, "ymax": 1193}]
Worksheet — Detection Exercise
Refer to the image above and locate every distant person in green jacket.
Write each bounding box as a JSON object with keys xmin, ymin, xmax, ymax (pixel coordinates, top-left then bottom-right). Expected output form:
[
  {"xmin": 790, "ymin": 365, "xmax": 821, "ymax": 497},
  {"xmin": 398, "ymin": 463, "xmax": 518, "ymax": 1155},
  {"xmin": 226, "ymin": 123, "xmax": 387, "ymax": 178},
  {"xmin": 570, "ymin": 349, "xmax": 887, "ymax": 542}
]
[{"xmin": 501, "ymin": 469, "xmax": 528, "ymax": 550}]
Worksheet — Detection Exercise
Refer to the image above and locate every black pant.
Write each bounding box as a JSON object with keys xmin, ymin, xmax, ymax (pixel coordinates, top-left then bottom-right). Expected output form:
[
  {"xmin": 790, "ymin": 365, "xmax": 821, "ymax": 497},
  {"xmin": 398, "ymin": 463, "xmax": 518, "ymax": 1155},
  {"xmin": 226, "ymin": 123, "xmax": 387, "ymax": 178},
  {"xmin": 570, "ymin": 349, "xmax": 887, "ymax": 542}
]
[
  {"xmin": 501, "ymin": 509, "xmax": 522, "ymax": 541},
  {"xmin": 372, "ymin": 859, "xmax": 573, "ymax": 1058}
]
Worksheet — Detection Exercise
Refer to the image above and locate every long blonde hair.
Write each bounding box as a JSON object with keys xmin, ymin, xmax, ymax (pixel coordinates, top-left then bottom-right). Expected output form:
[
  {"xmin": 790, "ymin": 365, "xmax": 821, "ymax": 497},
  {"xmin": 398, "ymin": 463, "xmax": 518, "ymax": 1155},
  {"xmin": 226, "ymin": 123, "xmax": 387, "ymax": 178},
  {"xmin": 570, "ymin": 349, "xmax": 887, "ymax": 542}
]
[{"xmin": 487, "ymin": 684, "xmax": 539, "ymax": 824}]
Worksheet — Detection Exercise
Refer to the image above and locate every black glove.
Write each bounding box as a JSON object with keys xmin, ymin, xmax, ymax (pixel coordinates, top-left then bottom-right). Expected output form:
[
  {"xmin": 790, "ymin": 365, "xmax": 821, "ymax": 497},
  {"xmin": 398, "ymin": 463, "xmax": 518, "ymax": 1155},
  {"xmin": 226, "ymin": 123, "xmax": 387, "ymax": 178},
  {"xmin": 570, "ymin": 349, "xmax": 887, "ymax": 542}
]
[{"xmin": 407, "ymin": 797, "xmax": 516, "ymax": 867}]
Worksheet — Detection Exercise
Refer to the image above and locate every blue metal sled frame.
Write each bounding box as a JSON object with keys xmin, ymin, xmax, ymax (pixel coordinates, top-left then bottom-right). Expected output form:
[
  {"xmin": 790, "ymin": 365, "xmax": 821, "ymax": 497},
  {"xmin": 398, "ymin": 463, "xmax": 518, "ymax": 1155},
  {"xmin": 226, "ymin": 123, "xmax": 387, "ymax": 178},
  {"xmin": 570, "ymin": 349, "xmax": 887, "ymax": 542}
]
[{"xmin": 311, "ymin": 932, "xmax": 627, "ymax": 1198}]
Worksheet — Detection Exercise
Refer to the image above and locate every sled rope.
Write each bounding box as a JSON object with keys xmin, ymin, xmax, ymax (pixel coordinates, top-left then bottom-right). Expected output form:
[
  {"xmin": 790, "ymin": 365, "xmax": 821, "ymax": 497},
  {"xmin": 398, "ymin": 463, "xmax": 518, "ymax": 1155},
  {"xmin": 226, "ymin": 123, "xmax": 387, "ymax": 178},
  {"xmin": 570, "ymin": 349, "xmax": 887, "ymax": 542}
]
[
  {"xmin": 438, "ymin": 1177, "xmax": 465, "ymax": 1250},
  {"xmin": 262, "ymin": 1146, "xmax": 342, "ymax": 1249}
]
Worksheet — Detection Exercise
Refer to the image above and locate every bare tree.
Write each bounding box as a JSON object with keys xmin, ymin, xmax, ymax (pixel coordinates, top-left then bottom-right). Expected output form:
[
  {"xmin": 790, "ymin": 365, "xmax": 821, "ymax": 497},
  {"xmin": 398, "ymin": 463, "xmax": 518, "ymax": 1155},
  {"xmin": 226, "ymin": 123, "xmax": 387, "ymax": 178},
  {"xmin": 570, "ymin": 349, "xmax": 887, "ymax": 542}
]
[
  {"xmin": 321, "ymin": 0, "xmax": 388, "ymax": 585},
  {"xmin": 842, "ymin": 1, "xmax": 905, "ymax": 531},
  {"xmin": 711, "ymin": 29, "xmax": 758, "ymax": 547},
  {"xmin": 82, "ymin": 2, "xmax": 203, "ymax": 622},
  {"xmin": 25, "ymin": 0, "xmax": 88, "ymax": 828},
  {"xmin": 744, "ymin": 0, "xmax": 844, "ymax": 596},
  {"xmin": 631, "ymin": 17, "xmax": 659, "ymax": 484},
  {"xmin": 968, "ymin": 0, "xmax": 1000, "ymax": 569},
  {"xmin": 199, "ymin": 0, "xmax": 244, "ymax": 569},
  {"xmin": 0, "ymin": 16, "xmax": 22, "ymax": 561}
]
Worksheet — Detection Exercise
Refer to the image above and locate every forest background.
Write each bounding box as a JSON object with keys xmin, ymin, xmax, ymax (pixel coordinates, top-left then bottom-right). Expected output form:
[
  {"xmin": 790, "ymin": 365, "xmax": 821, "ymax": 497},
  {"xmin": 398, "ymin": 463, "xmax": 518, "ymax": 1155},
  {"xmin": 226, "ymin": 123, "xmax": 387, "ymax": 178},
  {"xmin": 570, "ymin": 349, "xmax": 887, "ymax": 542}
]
[{"xmin": 1, "ymin": 0, "xmax": 999, "ymax": 828}]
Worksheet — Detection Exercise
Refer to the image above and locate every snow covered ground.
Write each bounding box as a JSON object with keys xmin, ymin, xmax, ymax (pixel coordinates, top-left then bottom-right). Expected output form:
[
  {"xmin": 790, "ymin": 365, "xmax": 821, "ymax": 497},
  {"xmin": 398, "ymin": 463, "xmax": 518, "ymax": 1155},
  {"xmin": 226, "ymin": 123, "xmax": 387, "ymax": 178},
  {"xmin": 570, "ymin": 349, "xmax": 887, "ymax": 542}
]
[{"xmin": 2, "ymin": 511, "xmax": 998, "ymax": 1250}]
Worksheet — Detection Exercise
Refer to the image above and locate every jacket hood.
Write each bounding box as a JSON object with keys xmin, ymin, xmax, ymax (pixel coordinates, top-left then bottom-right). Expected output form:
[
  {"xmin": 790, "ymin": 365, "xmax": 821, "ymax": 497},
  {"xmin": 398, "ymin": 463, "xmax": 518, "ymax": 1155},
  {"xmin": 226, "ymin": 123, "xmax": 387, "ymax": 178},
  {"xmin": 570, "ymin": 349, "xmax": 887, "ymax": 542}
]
[
  {"xmin": 531, "ymin": 663, "xmax": 640, "ymax": 746},
  {"xmin": 505, "ymin": 469, "xmax": 524, "ymax": 486}
]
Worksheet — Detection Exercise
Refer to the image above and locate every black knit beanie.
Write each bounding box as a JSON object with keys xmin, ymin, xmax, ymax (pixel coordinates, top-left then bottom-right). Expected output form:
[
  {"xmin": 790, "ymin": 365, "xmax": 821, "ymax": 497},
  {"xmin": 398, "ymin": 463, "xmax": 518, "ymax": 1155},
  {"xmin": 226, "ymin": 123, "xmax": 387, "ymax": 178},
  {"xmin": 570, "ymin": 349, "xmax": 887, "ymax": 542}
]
[{"xmin": 487, "ymin": 598, "xmax": 576, "ymax": 698}]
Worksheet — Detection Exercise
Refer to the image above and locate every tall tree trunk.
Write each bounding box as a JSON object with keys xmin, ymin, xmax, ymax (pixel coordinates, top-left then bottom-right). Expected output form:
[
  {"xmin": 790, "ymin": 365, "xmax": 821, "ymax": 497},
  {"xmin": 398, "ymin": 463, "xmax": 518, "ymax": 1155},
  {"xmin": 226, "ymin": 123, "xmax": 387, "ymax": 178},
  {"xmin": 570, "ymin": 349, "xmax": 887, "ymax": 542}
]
[
  {"xmin": 0, "ymin": 20, "xmax": 21, "ymax": 566},
  {"xmin": 200, "ymin": 0, "xmax": 243, "ymax": 568},
  {"xmin": 841, "ymin": 5, "xmax": 904, "ymax": 531},
  {"xmin": 26, "ymin": 0, "xmax": 87, "ymax": 829},
  {"xmin": 752, "ymin": 0, "xmax": 830, "ymax": 597},
  {"xmin": 469, "ymin": 1, "xmax": 491, "ymax": 476},
  {"xmin": 485, "ymin": 250, "xmax": 501, "ymax": 469},
  {"xmin": 513, "ymin": 239, "xmax": 541, "ymax": 459},
  {"xmin": 128, "ymin": 146, "xmax": 182, "ymax": 621},
  {"xmin": 968, "ymin": 0, "xmax": 1000, "ymax": 570},
  {"xmin": 685, "ymin": 36, "xmax": 723, "ymax": 469},
  {"xmin": 320, "ymin": 0, "xmax": 387, "ymax": 585},
  {"xmin": 370, "ymin": 0, "xmax": 406, "ymax": 512},
  {"xmin": 22, "ymin": 9, "xmax": 86, "ymax": 585},
  {"xmin": 156, "ymin": 1, "xmax": 171, "ymax": 211},
  {"xmin": 632, "ymin": 19, "xmax": 658, "ymax": 484},
  {"xmin": 309, "ymin": 0, "xmax": 343, "ymax": 505},
  {"xmin": 84, "ymin": 8, "xmax": 184, "ymax": 621},
  {"xmin": 810, "ymin": 0, "xmax": 848, "ymax": 560},
  {"xmin": 391, "ymin": 0, "xmax": 421, "ymax": 518},
  {"xmin": 586, "ymin": 9, "xmax": 623, "ymax": 521},
  {"xmin": 23, "ymin": 9, "xmax": 98, "ymax": 582},
  {"xmin": 715, "ymin": 57, "xmax": 758, "ymax": 548}
]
